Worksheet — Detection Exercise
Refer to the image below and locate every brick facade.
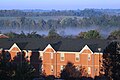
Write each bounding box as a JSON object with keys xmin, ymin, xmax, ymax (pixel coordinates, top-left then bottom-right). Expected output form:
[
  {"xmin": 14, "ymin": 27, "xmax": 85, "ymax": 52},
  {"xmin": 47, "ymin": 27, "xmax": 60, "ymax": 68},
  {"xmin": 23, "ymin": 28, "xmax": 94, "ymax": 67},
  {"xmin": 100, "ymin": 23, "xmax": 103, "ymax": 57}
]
[{"xmin": 4, "ymin": 43, "xmax": 103, "ymax": 78}]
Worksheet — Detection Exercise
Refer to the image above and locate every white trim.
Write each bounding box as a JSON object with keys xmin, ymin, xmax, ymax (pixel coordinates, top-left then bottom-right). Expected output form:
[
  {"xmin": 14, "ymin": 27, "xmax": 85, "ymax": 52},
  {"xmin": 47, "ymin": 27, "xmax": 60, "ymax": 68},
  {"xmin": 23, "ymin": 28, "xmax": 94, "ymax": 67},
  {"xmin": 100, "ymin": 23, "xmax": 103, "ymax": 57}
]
[
  {"xmin": 43, "ymin": 44, "xmax": 56, "ymax": 53},
  {"xmin": 80, "ymin": 45, "xmax": 93, "ymax": 54},
  {"xmin": 23, "ymin": 50, "xmax": 28, "ymax": 57},
  {"xmin": 60, "ymin": 65, "xmax": 64, "ymax": 70},
  {"xmin": 28, "ymin": 50, "xmax": 32, "ymax": 53},
  {"xmin": 94, "ymin": 52, "xmax": 103, "ymax": 54},
  {"xmin": 57, "ymin": 51, "xmax": 79, "ymax": 54},
  {"xmin": 39, "ymin": 51, "xmax": 43, "ymax": 60},
  {"xmin": 9, "ymin": 43, "xmax": 21, "ymax": 52},
  {"xmin": 88, "ymin": 67, "xmax": 91, "ymax": 74},
  {"xmin": 60, "ymin": 53, "xmax": 65, "ymax": 61}
]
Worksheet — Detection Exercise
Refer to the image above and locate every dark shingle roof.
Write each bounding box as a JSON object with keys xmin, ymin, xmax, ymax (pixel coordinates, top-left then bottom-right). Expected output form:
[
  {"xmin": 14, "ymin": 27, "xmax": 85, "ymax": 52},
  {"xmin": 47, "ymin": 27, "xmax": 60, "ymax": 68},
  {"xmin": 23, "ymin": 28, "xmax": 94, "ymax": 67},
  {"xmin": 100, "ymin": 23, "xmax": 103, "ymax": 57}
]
[{"xmin": 0, "ymin": 38, "xmax": 111, "ymax": 52}]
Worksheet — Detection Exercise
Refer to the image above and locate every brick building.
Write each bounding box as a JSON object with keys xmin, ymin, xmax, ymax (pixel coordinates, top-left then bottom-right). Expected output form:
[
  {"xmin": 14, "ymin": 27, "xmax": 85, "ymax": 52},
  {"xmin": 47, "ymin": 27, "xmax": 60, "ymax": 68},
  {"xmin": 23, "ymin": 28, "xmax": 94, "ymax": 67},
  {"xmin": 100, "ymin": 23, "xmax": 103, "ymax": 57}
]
[{"xmin": 0, "ymin": 38, "xmax": 110, "ymax": 78}]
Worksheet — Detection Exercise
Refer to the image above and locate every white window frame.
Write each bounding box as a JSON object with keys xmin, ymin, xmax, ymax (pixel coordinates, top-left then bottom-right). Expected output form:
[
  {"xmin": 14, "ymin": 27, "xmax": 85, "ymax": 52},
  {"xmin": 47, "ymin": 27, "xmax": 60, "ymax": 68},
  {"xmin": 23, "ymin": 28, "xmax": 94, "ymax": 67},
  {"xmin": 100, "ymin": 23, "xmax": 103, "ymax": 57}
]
[
  {"xmin": 88, "ymin": 54, "xmax": 91, "ymax": 61},
  {"xmin": 51, "ymin": 65, "xmax": 54, "ymax": 73},
  {"xmin": 40, "ymin": 52, "xmax": 43, "ymax": 60},
  {"xmin": 75, "ymin": 54, "xmax": 80, "ymax": 62},
  {"xmin": 88, "ymin": 67, "xmax": 91, "ymax": 74},
  {"xmin": 51, "ymin": 52, "xmax": 53, "ymax": 59},
  {"xmin": 60, "ymin": 65, "xmax": 64, "ymax": 70},
  {"xmin": 60, "ymin": 53, "xmax": 65, "ymax": 61}
]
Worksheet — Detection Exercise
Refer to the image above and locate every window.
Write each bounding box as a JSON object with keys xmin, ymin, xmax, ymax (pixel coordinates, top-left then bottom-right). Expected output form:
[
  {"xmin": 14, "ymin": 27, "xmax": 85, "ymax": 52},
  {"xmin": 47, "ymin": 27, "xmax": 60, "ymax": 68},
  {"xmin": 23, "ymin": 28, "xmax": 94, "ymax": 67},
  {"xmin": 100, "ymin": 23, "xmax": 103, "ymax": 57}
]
[
  {"xmin": 51, "ymin": 65, "xmax": 54, "ymax": 73},
  {"xmin": 60, "ymin": 65, "xmax": 65, "ymax": 70},
  {"xmin": 76, "ymin": 65, "xmax": 80, "ymax": 70},
  {"xmin": 88, "ymin": 67, "xmax": 91, "ymax": 74},
  {"xmin": 40, "ymin": 52, "xmax": 43, "ymax": 60},
  {"xmin": 88, "ymin": 54, "xmax": 91, "ymax": 61},
  {"xmin": 60, "ymin": 65, "xmax": 64, "ymax": 70},
  {"xmin": 60, "ymin": 53, "xmax": 64, "ymax": 61},
  {"xmin": 75, "ymin": 54, "xmax": 80, "ymax": 61},
  {"xmin": 51, "ymin": 52, "xmax": 53, "ymax": 59}
]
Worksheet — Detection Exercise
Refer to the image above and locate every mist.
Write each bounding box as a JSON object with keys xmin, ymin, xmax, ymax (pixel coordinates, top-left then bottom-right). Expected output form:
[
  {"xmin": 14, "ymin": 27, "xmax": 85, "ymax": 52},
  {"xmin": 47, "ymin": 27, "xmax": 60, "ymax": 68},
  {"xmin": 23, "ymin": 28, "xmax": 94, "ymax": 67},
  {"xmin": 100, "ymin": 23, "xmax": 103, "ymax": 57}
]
[{"xmin": 0, "ymin": 26, "xmax": 119, "ymax": 38}]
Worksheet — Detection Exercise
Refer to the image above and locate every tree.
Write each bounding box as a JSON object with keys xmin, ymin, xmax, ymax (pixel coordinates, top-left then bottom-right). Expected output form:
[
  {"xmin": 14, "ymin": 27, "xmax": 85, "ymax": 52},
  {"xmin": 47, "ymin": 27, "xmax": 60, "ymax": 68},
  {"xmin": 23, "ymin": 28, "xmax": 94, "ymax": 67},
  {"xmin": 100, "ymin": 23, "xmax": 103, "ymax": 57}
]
[
  {"xmin": 0, "ymin": 49, "xmax": 13, "ymax": 80},
  {"xmin": 84, "ymin": 30, "xmax": 101, "ymax": 39},
  {"xmin": 27, "ymin": 31, "xmax": 42, "ymax": 38},
  {"xmin": 12, "ymin": 51, "xmax": 35, "ymax": 80},
  {"xmin": 60, "ymin": 62, "xmax": 86, "ymax": 79},
  {"xmin": 47, "ymin": 28, "xmax": 61, "ymax": 38},
  {"xmin": 5, "ymin": 32, "xmax": 19, "ymax": 38},
  {"xmin": 103, "ymin": 41, "xmax": 120, "ymax": 80},
  {"xmin": 77, "ymin": 32, "xmax": 87, "ymax": 38},
  {"xmin": 19, "ymin": 31, "xmax": 27, "ymax": 38},
  {"xmin": 107, "ymin": 30, "xmax": 120, "ymax": 40}
]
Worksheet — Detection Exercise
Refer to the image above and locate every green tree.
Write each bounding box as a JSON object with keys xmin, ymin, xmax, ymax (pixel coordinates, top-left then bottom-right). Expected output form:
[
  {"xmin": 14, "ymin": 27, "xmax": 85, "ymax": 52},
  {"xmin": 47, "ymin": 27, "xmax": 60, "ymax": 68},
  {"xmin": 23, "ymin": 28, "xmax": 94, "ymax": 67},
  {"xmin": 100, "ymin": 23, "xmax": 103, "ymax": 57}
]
[
  {"xmin": 107, "ymin": 30, "xmax": 120, "ymax": 40},
  {"xmin": 47, "ymin": 29, "xmax": 61, "ymax": 38},
  {"xmin": 5, "ymin": 32, "xmax": 19, "ymax": 38},
  {"xmin": 84, "ymin": 30, "xmax": 101, "ymax": 39}
]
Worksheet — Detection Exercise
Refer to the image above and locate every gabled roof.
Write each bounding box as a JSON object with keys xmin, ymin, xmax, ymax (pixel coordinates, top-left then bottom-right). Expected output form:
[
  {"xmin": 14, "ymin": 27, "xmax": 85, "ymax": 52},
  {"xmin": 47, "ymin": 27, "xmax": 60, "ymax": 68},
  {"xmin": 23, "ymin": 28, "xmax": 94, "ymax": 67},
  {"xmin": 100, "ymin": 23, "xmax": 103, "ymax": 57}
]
[
  {"xmin": 0, "ymin": 38, "xmax": 28, "ymax": 50},
  {"xmin": 0, "ymin": 38, "xmax": 111, "ymax": 52}
]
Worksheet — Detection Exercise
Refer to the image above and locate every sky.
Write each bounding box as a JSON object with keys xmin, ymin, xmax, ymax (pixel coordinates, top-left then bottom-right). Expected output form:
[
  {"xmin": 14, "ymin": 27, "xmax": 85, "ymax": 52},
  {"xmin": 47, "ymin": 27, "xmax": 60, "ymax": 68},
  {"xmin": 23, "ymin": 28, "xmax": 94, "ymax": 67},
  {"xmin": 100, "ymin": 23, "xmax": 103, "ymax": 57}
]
[{"xmin": 0, "ymin": 0, "xmax": 120, "ymax": 10}]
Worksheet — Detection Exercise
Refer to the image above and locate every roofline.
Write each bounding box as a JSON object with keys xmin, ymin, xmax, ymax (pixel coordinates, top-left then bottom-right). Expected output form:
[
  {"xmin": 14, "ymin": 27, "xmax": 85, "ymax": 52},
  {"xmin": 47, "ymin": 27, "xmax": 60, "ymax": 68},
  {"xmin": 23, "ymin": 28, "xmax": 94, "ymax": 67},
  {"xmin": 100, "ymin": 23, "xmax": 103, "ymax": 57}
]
[
  {"xmin": 80, "ymin": 45, "xmax": 93, "ymax": 54},
  {"xmin": 43, "ymin": 44, "xmax": 56, "ymax": 53},
  {"xmin": 57, "ymin": 51, "xmax": 80, "ymax": 54},
  {"xmin": 8, "ymin": 43, "xmax": 21, "ymax": 52}
]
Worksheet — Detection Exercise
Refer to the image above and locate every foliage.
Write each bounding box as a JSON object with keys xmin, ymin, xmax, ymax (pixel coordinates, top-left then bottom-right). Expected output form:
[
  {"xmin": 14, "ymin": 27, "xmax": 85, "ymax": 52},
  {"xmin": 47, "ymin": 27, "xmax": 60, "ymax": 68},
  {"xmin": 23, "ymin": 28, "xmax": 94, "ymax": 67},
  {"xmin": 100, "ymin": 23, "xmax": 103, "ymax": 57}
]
[
  {"xmin": 5, "ymin": 31, "xmax": 42, "ymax": 38},
  {"xmin": 77, "ymin": 32, "xmax": 87, "ymax": 38},
  {"xmin": 84, "ymin": 30, "xmax": 101, "ymax": 39},
  {"xmin": 107, "ymin": 30, "xmax": 120, "ymax": 40},
  {"xmin": 103, "ymin": 41, "xmax": 120, "ymax": 80},
  {"xmin": 47, "ymin": 28, "xmax": 61, "ymax": 38},
  {"xmin": 5, "ymin": 32, "xmax": 19, "ymax": 38},
  {"xmin": 12, "ymin": 51, "xmax": 35, "ymax": 80},
  {"xmin": 0, "ymin": 50, "xmax": 36, "ymax": 80},
  {"xmin": 0, "ymin": 12, "xmax": 120, "ymax": 32},
  {"xmin": 0, "ymin": 50, "xmax": 13, "ymax": 80},
  {"xmin": 60, "ymin": 62, "xmax": 87, "ymax": 79}
]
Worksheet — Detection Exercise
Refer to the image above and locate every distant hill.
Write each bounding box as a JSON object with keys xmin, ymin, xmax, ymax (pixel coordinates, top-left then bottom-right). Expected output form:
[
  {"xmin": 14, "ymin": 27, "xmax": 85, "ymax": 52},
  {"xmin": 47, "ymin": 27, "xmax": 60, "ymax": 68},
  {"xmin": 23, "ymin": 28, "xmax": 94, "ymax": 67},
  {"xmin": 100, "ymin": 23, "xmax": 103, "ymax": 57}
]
[
  {"xmin": 0, "ymin": 9, "xmax": 120, "ymax": 17},
  {"xmin": 0, "ymin": 9, "xmax": 120, "ymax": 37}
]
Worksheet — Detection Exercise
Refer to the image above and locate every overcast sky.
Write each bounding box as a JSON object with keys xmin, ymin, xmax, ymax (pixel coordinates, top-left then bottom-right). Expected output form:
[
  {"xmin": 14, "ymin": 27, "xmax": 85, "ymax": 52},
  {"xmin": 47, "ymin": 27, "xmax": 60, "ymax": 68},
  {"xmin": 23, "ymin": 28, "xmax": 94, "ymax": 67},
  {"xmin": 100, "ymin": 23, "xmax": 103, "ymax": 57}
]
[{"xmin": 0, "ymin": 0, "xmax": 120, "ymax": 10}]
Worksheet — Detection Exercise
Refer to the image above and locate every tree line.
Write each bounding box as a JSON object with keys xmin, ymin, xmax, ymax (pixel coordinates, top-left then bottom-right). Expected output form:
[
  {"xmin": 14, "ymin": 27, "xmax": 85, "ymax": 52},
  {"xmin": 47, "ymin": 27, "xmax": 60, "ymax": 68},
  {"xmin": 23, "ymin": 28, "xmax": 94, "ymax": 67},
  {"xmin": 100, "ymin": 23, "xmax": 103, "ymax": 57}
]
[
  {"xmin": 0, "ymin": 9, "xmax": 105, "ymax": 17},
  {"xmin": 1, "ymin": 29, "xmax": 120, "ymax": 40},
  {"xmin": 0, "ymin": 9, "xmax": 120, "ymax": 17},
  {"xmin": 0, "ymin": 15, "xmax": 120, "ymax": 31}
]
